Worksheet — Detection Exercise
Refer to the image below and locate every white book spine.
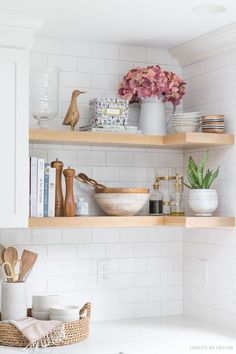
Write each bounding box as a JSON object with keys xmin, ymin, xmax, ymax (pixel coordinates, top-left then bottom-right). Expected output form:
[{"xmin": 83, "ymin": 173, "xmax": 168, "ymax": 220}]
[
  {"xmin": 37, "ymin": 158, "xmax": 45, "ymax": 217},
  {"xmin": 48, "ymin": 167, "xmax": 56, "ymax": 217},
  {"xmin": 30, "ymin": 157, "xmax": 38, "ymax": 217}
]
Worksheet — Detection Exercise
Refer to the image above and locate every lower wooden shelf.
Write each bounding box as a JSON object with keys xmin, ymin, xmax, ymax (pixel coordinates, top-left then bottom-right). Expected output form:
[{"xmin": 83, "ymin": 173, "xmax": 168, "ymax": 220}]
[{"xmin": 28, "ymin": 216, "xmax": 235, "ymax": 228}]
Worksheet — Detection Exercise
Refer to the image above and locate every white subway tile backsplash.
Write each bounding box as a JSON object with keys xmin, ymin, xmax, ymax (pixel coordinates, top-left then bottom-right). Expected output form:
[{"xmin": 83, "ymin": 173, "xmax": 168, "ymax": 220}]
[
  {"xmin": 134, "ymin": 272, "xmax": 161, "ymax": 287},
  {"xmin": 62, "ymin": 71, "xmax": 91, "ymax": 88},
  {"xmin": 161, "ymin": 301, "xmax": 183, "ymax": 316},
  {"xmin": 92, "ymin": 228, "xmax": 119, "ymax": 243},
  {"xmin": 106, "ymin": 151, "xmax": 133, "ymax": 167},
  {"xmin": 48, "ymin": 54, "xmax": 76, "ymax": 71},
  {"xmin": 0, "ymin": 229, "xmax": 31, "ymax": 245},
  {"xmin": 77, "ymin": 57, "xmax": 106, "ymax": 73},
  {"xmin": 32, "ymin": 229, "xmax": 62, "ymax": 244},
  {"xmin": 62, "ymin": 229, "xmax": 92, "ymax": 244},
  {"xmin": 26, "ymin": 38, "xmax": 185, "ymax": 322},
  {"xmin": 92, "ymin": 43, "xmax": 119, "ymax": 59},
  {"xmin": 120, "ymin": 288, "xmax": 147, "ymax": 304},
  {"xmin": 119, "ymin": 45, "xmax": 146, "ymax": 62},
  {"xmin": 106, "ymin": 60, "xmax": 133, "ymax": 75},
  {"xmin": 91, "ymin": 74, "xmax": 119, "ymax": 89},
  {"xmin": 48, "ymin": 245, "xmax": 77, "ymax": 260},
  {"xmin": 183, "ymin": 48, "xmax": 236, "ymax": 330},
  {"xmin": 107, "ymin": 304, "xmax": 134, "ymax": 320},
  {"xmin": 147, "ymin": 48, "xmax": 173, "ymax": 64},
  {"xmin": 134, "ymin": 302, "xmax": 161, "ymax": 318},
  {"xmin": 107, "ymin": 243, "xmax": 133, "ymax": 258},
  {"xmin": 134, "ymin": 243, "xmax": 160, "ymax": 257}
]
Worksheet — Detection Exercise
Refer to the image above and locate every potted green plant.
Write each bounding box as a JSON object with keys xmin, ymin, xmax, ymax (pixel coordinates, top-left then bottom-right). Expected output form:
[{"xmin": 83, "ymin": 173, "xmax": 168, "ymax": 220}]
[{"xmin": 185, "ymin": 151, "xmax": 219, "ymax": 216}]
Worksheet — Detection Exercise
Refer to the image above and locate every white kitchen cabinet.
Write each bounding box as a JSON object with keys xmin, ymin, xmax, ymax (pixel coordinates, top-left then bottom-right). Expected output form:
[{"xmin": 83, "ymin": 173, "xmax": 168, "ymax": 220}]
[{"xmin": 0, "ymin": 47, "xmax": 29, "ymax": 228}]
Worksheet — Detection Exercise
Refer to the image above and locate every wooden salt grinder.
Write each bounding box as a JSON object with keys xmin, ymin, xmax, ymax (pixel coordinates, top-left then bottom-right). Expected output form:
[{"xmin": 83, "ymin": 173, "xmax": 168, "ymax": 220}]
[
  {"xmin": 63, "ymin": 167, "xmax": 76, "ymax": 217},
  {"xmin": 51, "ymin": 159, "xmax": 64, "ymax": 217}
]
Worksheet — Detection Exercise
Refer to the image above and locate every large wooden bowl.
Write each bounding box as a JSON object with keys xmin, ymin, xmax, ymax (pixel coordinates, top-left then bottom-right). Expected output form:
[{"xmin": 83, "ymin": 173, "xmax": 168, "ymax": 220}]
[{"xmin": 94, "ymin": 188, "xmax": 150, "ymax": 216}]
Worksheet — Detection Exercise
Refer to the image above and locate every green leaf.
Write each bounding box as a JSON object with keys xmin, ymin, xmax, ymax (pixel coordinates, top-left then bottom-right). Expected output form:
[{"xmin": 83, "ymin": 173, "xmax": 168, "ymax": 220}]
[
  {"xmin": 189, "ymin": 159, "xmax": 199, "ymax": 183},
  {"xmin": 188, "ymin": 167, "xmax": 199, "ymax": 188},
  {"xmin": 197, "ymin": 150, "xmax": 209, "ymax": 187},
  {"xmin": 208, "ymin": 167, "xmax": 219, "ymax": 188},
  {"xmin": 202, "ymin": 169, "xmax": 211, "ymax": 188}
]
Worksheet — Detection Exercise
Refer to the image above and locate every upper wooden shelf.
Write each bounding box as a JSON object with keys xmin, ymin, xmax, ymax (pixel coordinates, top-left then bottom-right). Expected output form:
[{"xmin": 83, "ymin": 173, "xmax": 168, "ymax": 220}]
[
  {"xmin": 29, "ymin": 216, "xmax": 235, "ymax": 229},
  {"xmin": 29, "ymin": 129, "xmax": 234, "ymax": 149}
]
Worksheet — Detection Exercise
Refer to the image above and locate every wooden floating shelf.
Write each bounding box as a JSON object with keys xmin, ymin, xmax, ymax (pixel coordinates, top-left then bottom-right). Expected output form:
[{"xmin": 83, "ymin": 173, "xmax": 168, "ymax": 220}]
[
  {"xmin": 29, "ymin": 129, "xmax": 234, "ymax": 149},
  {"xmin": 29, "ymin": 216, "xmax": 235, "ymax": 229}
]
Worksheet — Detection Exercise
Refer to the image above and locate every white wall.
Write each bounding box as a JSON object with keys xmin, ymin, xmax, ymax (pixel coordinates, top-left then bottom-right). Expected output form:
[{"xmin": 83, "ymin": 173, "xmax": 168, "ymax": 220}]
[
  {"xmin": 183, "ymin": 48, "xmax": 236, "ymax": 330},
  {"xmin": 0, "ymin": 37, "xmax": 184, "ymax": 321}
]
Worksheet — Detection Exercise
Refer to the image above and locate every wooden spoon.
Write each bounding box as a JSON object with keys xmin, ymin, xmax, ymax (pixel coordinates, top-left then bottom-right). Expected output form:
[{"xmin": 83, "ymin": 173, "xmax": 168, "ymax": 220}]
[
  {"xmin": 18, "ymin": 250, "xmax": 38, "ymax": 282},
  {"xmin": 4, "ymin": 247, "xmax": 18, "ymax": 282},
  {"xmin": 0, "ymin": 244, "xmax": 6, "ymax": 265}
]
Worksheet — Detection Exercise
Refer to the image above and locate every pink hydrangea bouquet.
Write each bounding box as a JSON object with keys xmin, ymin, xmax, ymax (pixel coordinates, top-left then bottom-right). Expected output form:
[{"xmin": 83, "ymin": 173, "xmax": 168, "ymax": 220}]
[{"xmin": 118, "ymin": 65, "xmax": 186, "ymax": 105}]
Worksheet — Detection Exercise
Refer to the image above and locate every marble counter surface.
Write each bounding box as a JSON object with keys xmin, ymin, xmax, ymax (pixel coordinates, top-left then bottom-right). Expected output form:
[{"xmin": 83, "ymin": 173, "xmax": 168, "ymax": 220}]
[{"xmin": 0, "ymin": 316, "xmax": 235, "ymax": 354}]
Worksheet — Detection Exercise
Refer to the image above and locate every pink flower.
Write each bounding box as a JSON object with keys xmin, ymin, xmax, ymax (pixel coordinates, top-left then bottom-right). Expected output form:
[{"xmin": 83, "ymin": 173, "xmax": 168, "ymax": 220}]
[{"xmin": 118, "ymin": 65, "xmax": 186, "ymax": 105}]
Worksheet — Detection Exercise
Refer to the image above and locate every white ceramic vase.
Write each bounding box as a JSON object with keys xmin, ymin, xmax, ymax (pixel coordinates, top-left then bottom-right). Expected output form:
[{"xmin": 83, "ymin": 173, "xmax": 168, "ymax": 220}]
[
  {"xmin": 1, "ymin": 282, "xmax": 27, "ymax": 320},
  {"xmin": 138, "ymin": 97, "xmax": 166, "ymax": 135},
  {"xmin": 188, "ymin": 189, "xmax": 218, "ymax": 216}
]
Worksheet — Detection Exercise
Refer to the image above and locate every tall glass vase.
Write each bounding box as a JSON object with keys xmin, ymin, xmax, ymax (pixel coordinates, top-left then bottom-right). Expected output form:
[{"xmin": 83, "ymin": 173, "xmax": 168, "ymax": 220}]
[
  {"xmin": 138, "ymin": 96, "xmax": 166, "ymax": 135},
  {"xmin": 31, "ymin": 67, "xmax": 60, "ymax": 128}
]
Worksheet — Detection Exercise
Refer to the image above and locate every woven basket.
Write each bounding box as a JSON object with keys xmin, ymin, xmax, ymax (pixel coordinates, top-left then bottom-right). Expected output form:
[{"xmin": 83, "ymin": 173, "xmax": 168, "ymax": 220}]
[{"xmin": 0, "ymin": 302, "xmax": 91, "ymax": 347}]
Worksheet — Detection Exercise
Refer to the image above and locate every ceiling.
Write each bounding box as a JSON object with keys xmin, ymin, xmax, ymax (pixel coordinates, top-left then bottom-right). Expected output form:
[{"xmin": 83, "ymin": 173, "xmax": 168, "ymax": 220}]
[{"xmin": 1, "ymin": 0, "xmax": 236, "ymax": 48}]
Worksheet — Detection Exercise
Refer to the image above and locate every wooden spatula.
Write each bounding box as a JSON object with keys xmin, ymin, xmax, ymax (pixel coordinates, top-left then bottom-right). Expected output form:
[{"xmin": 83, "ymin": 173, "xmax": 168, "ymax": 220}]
[
  {"xmin": 18, "ymin": 250, "xmax": 38, "ymax": 282},
  {"xmin": 4, "ymin": 247, "xmax": 18, "ymax": 282},
  {"xmin": 0, "ymin": 244, "xmax": 6, "ymax": 265}
]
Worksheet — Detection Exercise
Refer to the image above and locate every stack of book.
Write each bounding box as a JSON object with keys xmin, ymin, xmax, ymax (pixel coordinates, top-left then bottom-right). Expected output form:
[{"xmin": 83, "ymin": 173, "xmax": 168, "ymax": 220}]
[{"xmin": 29, "ymin": 158, "xmax": 56, "ymax": 217}]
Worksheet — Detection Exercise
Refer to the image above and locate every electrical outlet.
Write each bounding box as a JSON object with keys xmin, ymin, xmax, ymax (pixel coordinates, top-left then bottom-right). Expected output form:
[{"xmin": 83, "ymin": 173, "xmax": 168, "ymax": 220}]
[{"xmin": 97, "ymin": 259, "xmax": 110, "ymax": 283}]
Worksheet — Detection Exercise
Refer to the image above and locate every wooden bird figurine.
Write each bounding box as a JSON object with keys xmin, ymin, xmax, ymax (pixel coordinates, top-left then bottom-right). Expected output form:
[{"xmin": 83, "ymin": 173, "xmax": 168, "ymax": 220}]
[{"xmin": 63, "ymin": 89, "xmax": 86, "ymax": 131}]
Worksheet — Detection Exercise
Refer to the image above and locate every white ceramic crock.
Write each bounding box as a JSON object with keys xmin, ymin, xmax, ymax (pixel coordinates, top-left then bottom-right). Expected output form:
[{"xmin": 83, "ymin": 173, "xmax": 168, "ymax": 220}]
[
  {"xmin": 188, "ymin": 189, "xmax": 218, "ymax": 216},
  {"xmin": 1, "ymin": 282, "xmax": 27, "ymax": 321},
  {"xmin": 138, "ymin": 97, "xmax": 166, "ymax": 135}
]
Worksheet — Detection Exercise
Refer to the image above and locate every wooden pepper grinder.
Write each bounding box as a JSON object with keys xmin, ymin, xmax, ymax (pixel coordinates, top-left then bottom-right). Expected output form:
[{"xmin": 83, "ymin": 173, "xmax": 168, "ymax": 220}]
[
  {"xmin": 51, "ymin": 159, "xmax": 64, "ymax": 217},
  {"xmin": 63, "ymin": 167, "xmax": 76, "ymax": 217}
]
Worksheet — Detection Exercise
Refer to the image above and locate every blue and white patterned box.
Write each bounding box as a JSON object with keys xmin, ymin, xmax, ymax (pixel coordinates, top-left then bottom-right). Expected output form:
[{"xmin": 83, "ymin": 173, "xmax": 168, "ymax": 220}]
[{"xmin": 89, "ymin": 98, "xmax": 129, "ymax": 127}]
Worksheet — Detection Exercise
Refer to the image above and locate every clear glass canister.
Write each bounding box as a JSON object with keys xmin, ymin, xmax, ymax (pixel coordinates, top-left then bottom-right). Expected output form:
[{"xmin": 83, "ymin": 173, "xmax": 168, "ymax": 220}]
[{"xmin": 31, "ymin": 67, "xmax": 60, "ymax": 128}]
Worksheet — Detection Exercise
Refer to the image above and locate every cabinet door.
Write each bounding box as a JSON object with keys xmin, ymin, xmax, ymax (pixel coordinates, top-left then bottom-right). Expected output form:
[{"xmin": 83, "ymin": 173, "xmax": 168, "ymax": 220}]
[{"xmin": 0, "ymin": 48, "xmax": 29, "ymax": 228}]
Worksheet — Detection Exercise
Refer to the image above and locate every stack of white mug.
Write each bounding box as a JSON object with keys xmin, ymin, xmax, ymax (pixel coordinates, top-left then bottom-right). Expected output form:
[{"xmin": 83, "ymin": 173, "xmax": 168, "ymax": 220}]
[{"xmin": 32, "ymin": 295, "xmax": 61, "ymax": 320}]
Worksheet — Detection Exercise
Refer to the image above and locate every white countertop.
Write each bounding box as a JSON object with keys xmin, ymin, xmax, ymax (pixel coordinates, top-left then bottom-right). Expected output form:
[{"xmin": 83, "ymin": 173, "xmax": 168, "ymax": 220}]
[{"xmin": 0, "ymin": 316, "xmax": 236, "ymax": 354}]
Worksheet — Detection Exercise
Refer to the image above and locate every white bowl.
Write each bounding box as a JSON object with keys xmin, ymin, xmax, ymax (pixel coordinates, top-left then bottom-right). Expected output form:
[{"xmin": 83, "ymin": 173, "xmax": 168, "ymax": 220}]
[
  {"xmin": 49, "ymin": 305, "xmax": 80, "ymax": 321},
  {"xmin": 50, "ymin": 314, "xmax": 80, "ymax": 322},
  {"xmin": 32, "ymin": 295, "xmax": 61, "ymax": 305},
  {"xmin": 50, "ymin": 305, "xmax": 80, "ymax": 315},
  {"xmin": 94, "ymin": 192, "xmax": 150, "ymax": 216},
  {"xmin": 172, "ymin": 125, "xmax": 200, "ymax": 133},
  {"xmin": 32, "ymin": 310, "xmax": 50, "ymax": 320}
]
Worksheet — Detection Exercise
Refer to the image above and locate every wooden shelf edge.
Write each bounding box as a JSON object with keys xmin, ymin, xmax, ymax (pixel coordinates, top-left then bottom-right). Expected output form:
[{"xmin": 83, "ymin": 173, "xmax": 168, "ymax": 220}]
[
  {"xmin": 185, "ymin": 216, "xmax": 235, "ymax": 228},
  {"xmin": 29, "ymin": 129, "xmax": 164, "ymax": 148},
  {"xmin": 28, "ymin": 216, "xmax": 164, "ymax": 228},
  {"xmin": 29, "ymin": 129, "xmax": 234, "ymax": 149},
  {"xmin": 28, "ymin": 216, "xmax": 235, "ymax": 228}
]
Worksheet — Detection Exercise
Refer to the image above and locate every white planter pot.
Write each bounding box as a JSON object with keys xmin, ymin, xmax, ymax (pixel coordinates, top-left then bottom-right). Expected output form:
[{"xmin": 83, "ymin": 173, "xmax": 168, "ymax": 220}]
[
  {"xmin": 138, "ymin": 97, "xmax": 166, "ymax": 135},
  {"xmin": 188, "ymin": 189, "xmax": 218, "ymax": 216},
  {"xmin": 1, "ymin": 282, "xmax": 27, "ymax": 320}
]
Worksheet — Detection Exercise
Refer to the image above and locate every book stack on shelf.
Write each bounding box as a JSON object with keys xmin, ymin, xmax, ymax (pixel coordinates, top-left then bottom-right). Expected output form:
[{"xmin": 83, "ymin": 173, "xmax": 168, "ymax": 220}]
[{"xmin": 29, "ymin": 158, "xmax": 56, "ymax": 217}]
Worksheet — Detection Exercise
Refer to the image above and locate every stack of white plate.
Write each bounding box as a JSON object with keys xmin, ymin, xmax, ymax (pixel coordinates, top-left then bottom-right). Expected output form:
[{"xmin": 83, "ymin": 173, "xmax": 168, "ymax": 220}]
[
  {"xmin": 32, "ymin": 295, "xmax": 61, "ymax": 320},
  {"xmin": 170, "ymin": 112, "xmax": 201, "ymax": 133}
]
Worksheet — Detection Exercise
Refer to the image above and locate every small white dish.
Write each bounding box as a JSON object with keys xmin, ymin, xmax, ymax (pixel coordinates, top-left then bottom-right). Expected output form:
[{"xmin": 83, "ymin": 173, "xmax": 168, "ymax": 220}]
[{"xmin": 49, "ymin": 305, "xmax": 80, "ymax": 321}]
